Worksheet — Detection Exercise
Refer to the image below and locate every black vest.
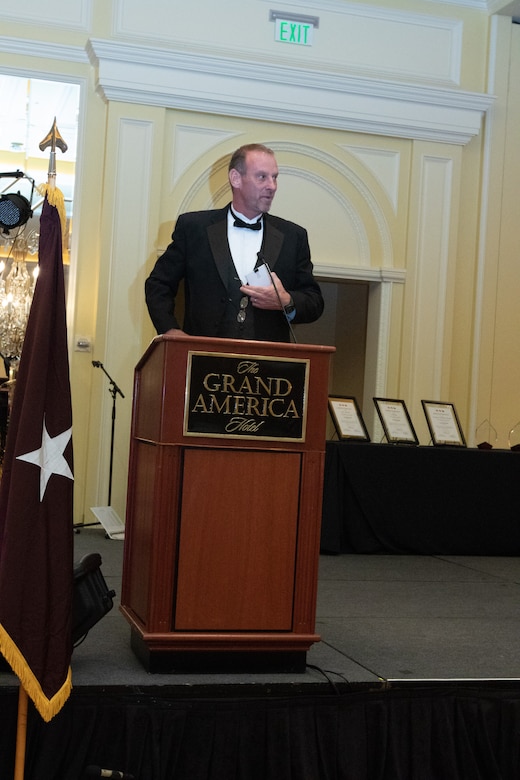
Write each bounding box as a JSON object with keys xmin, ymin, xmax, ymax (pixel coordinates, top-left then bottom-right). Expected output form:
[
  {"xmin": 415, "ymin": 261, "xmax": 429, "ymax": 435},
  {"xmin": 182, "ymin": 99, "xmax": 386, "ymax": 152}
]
[{"xmin": 216, "ymin": 258, "xmax": 257, "ymax": 340}]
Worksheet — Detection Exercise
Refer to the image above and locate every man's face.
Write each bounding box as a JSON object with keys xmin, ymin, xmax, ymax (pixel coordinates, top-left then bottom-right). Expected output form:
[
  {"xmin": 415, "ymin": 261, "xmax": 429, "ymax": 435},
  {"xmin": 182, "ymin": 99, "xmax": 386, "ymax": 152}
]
[{"xmin": 230, "ymin": 150, "xmax": 279, "ymax": 218}]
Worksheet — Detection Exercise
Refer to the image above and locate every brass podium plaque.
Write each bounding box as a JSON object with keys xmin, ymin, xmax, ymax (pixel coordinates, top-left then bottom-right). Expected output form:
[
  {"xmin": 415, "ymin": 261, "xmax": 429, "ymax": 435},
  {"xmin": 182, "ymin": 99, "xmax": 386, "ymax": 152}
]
[{"xmin": 184, "ymin": 350, "xmax": 309, "ymax": 442}]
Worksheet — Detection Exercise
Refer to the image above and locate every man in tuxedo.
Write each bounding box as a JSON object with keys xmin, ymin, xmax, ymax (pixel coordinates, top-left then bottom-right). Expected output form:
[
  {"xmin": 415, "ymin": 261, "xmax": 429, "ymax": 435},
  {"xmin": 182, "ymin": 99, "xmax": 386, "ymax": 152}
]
[{"xmin": 145, "ymin": 143, "xmax": 324, "ymax": 342}]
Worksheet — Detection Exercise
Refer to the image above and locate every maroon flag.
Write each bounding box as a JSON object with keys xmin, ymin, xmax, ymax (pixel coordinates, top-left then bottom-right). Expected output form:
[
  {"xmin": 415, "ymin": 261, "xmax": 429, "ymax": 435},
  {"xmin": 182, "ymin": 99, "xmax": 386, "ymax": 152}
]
[{"xmin": 0, "ymin": 191, "xmax": 74, "ymax": 722}]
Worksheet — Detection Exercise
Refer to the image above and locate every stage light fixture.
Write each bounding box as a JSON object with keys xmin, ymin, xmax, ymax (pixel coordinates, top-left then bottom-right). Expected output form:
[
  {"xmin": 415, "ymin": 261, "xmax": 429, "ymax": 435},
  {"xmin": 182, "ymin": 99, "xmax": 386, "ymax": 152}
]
[{"xmin": 0, "ymin": 192, "xmax": 33, "ymax": 233}]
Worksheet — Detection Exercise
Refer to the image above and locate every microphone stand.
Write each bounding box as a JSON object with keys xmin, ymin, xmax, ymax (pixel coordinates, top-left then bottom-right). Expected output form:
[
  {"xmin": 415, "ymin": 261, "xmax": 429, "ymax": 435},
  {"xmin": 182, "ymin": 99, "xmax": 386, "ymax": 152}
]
[{"xmin": 92, "ymin": 361, "xmax": 125, "ymax": 506}]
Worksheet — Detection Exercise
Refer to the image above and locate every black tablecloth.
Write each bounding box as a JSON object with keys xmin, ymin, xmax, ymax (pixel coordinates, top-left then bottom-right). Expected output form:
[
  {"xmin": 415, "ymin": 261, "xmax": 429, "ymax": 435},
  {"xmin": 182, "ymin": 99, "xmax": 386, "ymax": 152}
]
[{"xmin": 320, "ymin": 441, "xmax": 520, "ymax": 555}]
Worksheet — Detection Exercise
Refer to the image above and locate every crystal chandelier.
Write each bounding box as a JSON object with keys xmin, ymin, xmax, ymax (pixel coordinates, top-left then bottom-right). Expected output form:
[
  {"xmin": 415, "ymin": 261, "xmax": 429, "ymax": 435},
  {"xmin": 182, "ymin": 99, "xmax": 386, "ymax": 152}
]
[{"xmin": 0, "ymin": 231, "xmax": 38, "ymax": 374}]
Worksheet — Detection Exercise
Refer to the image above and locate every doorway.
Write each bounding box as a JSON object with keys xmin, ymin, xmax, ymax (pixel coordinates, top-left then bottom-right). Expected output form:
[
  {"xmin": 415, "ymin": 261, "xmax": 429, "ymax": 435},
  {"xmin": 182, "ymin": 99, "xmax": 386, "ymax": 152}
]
[{"xmin": 295, "ymin": 279, "xmax": 370, "ymax": 438}]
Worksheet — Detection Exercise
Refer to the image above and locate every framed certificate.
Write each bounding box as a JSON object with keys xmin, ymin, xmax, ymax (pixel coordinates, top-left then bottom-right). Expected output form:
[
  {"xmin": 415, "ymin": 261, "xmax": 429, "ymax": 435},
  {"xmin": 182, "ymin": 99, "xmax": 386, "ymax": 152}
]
[
  {"xmin": 373, "ymin": 398, "xmax": 419, "ymax": 445},
  {"xmin": 421, "ymin": 400, "xmax": 466, "ymax": 447},
  {"xmin": 328, "ymin": 396, "xmax": 370, "ymax": 441}
]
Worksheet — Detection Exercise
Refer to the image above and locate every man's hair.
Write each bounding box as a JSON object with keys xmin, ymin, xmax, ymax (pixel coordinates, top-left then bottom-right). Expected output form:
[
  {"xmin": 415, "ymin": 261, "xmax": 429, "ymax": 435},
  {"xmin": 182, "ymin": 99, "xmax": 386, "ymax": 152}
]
[{"xmin": 228, "ymin": 143, "xmax": 275, "ymax": 174}]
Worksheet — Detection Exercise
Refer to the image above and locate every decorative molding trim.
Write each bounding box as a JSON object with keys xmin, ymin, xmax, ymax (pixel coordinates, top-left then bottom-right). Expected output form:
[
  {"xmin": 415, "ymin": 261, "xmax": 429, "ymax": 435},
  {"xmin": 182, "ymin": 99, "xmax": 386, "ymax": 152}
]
[
  {"xmin": 264, "ymin": 0, "xmax": 463, "ymax": 84},
  {"xmin": 315, "ymin": 265, "xmax": 406, "ymax": 283},
  {"xmin": 407, "ymin": 153, "xmax": 455, "ymax": 404},
  {"xmin": 362, "ymin": 279, "xmax": 395, "ymax": 439},
  {"xmin": 343, "ymin": 146, "xmax": 401, "ymax": 215},
  {"xmin": 425, "ymin": 0, "xmax": 505, "ymax": 11},
  {"xmin": 171, "ymin": 126, "xmax": 238, "ymax": 188},
  {"xmin": 374, "ymin": 282, "xmax": 394, "ymax": 402},
  {"xmin": 468, "ymin": 13, "xmax": 506, "ymax": 445},
  {"xmin": 86, "ymin": 38, "xmax": 493, "ymax": 146},
  {"xmin": 273, "ymin": 141, "xmax": 391, "ymax": 263},
  {"xmin": 149, "ymin": 256, "xmax": 405, "ymax": 283},
  {"xmin": 114, "ymin": 0, "xmax": 462, "ymax": 85},
  {"xmin": 426, "ymin": 0, "xmax": 518, "ymax": 11},
  {"xmin": 258, "ymin": 0, "xmax": 482, "ymax": 17},
  {"xmin": 0, "ymin": 1, "xmax": 92, "ymax": 31},
  {"xmin": 0, "ymin": 35, "xmax": 89, "ymax": 64},
  {"xmin": 96, "ymin": 116, "xmax": 154, "ymax": 507},
  {"xmin": 281, "ymin": 165, "xmax": 371, "ymax": 265}
]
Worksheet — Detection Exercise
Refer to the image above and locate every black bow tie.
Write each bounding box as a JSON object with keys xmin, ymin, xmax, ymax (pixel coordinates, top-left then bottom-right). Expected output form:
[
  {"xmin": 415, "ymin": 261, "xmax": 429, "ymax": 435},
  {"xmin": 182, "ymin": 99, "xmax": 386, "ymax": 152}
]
[{"xmin": 232, "ymin": 212, "xmax": 263, "ymax": 230}]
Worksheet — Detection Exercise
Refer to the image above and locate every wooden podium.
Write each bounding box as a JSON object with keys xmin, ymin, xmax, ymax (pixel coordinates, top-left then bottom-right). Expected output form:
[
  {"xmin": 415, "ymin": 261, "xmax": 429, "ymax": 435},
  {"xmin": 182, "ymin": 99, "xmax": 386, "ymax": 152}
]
[{"xmin": 120, "ymin": 333, "xmax": 334, "ymax": 671}]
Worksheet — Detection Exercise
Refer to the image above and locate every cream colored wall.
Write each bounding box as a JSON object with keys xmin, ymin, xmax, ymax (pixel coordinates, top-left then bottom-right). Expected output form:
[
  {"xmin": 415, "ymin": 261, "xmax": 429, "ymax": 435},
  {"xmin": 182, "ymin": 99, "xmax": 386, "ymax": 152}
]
[
  {"xmin": 1, "ymin": 0, "xmax": 517, "ymax": 524},
  {"xmin": 88, "ymin": 102, "xmax": 481, "ymax": 461},
  {"xmin": 154, "ymin": 114, "xmax": 410, "ymax": 269},
  {"xmin": 401, "ymin": 141, "xmax": 463, "ymax": 441},
  {"xmin": 67, "ymin": 82, "xmax": 107, "ymax": 521},
  {"xmin": 472, "ymin": 18, "xmax": 520, "ymax": 448}
]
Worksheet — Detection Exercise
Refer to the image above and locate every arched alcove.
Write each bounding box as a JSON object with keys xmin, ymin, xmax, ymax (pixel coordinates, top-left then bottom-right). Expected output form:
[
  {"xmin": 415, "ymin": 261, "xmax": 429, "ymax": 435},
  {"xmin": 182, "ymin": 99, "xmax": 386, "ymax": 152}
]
[{"xmin": 158, "ymin": 129, "xmax": 403, "ymax": 438}]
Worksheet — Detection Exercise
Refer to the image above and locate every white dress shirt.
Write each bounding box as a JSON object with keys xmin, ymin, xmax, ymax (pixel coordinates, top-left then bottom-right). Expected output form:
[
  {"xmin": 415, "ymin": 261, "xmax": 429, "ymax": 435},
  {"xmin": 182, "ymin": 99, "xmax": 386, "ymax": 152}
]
[{"xmin": 227, "ymin": 208, "xmax": 263, "ymax": 284}]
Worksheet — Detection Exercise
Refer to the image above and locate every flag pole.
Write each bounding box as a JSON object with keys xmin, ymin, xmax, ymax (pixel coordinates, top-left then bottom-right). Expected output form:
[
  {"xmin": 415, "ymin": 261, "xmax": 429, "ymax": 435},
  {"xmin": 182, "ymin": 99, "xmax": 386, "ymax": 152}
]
[
  {"xmin": 11, "ymin": 118, "xmax": 69, "ymax": 779},
  {"xmin": 14, "ymin": 687, "xmax": 28, "ymax": 780}
]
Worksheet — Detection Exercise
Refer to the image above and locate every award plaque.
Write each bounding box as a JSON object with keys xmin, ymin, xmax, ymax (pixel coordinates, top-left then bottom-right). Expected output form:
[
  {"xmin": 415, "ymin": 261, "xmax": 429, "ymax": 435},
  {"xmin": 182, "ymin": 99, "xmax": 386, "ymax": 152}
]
[
  {"xmin": 421, "ymin": 400, "xmax": 466, "ymax": 447},
  {"xmin": 328, "ymin": 396, "xmax": 370, "ymax": 441},
  {"xmin": 373, "ymin": 398, "xmax": 418, "ymax": 445}
]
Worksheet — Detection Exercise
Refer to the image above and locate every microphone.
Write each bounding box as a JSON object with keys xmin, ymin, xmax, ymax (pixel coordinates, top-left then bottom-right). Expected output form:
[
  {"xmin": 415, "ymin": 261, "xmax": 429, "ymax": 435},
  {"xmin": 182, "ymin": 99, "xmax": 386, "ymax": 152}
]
[
  {"xmin": 84, "ymin": 767, "xmax": 135, "ymax": 779},
  {"xmin": 91, "ymin": 360, "xmax": 125, "ymax": 398},
  {"xmin": 257, "ymin": 252, "xmax": 297, "ymax": 343}
]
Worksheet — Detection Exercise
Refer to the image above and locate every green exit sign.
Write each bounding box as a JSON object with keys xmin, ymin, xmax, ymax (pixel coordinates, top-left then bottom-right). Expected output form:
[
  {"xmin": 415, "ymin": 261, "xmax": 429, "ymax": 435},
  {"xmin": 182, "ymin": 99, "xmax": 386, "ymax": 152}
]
[{"xmin": 275, "ymin": 18, "xmax": 314, "ymax": 46}]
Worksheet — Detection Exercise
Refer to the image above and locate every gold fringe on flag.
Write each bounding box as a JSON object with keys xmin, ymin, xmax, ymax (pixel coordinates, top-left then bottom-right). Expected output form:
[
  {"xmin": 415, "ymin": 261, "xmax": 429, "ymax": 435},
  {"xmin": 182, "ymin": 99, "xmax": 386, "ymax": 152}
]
[
  {"xmin": 0, "ymin": 624, "xmax": 72, "ymax": 722},
  {"xmin": 37, "ymin": 183, "xmax": 67, "ymax": 242}
]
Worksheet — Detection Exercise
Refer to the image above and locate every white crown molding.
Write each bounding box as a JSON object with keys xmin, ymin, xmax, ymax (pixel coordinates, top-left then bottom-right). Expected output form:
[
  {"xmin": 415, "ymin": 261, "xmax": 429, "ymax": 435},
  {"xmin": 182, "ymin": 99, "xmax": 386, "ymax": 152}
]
[
  {"xmin": 428, "ymin": 0, "xmax": 520, "ymax": 13},
  {"xmin": 260, "ymin": 0, "xmax": 496, "ymax": 14},
  {"xmin": 0, "ymin": 35, "xmax": 89, "ymax": 64},
  {"xmin": 425, "ymin": 0, "xmax": 489, "ymax": 8},
  {"xmin": 86, "ymin": 39, "xmax": 493, "ymax": 146},
  {"xmin": 426, "ymin": 0, "xmax": 516, "ymax": 11}
]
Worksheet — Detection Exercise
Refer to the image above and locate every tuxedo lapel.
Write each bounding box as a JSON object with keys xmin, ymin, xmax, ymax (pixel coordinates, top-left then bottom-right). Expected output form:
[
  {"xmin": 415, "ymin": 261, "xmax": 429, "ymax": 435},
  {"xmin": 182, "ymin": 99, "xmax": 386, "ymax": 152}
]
[
  {"xmin": 207, "ymin": 209, "xmax": 233, "ymax": 288},
  {"xmin": 262, "ymin": 218, "xmax": 284, "ymax": 270}
]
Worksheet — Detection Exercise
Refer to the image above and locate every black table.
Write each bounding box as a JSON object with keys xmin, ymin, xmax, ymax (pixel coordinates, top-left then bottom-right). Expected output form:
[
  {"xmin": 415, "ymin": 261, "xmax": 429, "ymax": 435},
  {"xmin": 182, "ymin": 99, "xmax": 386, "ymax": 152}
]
[{"xmin": 320, "ymin": 441, "xmax": 520, "ymax": 555}]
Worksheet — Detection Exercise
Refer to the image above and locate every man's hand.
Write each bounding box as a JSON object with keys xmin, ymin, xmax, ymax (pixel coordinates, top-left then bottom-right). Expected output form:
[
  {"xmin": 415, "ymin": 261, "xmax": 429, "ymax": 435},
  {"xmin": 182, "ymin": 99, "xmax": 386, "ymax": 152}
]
[{"xmin": 240, "ymin": 272, "xmax": 291, "ymax": 310}]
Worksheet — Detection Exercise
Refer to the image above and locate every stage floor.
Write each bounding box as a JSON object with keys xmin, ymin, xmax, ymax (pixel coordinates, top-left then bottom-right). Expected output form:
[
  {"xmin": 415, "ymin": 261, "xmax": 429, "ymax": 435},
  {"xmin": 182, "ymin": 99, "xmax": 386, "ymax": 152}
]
[{"xmin": 2, "ymin": 525, "xmax": 520, "ymax": 692}]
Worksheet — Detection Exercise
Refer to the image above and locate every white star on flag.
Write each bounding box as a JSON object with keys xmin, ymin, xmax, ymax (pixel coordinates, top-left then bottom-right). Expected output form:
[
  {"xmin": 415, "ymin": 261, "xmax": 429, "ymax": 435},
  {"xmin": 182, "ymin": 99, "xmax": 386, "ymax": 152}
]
[{"xmin": 17, "ymin": 417, "xmax": 74, "ymax": 501}]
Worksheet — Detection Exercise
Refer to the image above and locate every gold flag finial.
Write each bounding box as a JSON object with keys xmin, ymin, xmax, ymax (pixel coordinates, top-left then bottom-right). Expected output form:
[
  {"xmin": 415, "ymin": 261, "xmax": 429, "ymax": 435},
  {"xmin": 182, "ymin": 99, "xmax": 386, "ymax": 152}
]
[
  {"xmin": 37, "ymin": 118, "xmax": 68, "ymax": 234},
  {"xmin": 39, "ymin": 118, "xmax": 68, "ymax": 186}
]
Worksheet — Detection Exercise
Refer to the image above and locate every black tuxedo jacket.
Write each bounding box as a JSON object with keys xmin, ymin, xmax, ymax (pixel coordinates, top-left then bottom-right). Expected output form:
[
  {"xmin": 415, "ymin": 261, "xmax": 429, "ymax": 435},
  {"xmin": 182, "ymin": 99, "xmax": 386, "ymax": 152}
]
[{"xmin": 145, "ymin": 205, "xmax": 324, "ymax": 342}]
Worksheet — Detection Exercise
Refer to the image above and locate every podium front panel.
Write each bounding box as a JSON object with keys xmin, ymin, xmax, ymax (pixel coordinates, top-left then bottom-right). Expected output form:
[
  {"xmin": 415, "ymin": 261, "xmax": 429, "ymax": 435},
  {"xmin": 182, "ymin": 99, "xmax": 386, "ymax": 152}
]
[{"xmin": 174, "ymin": 448, "xmax": 300, "ymax": 631}]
